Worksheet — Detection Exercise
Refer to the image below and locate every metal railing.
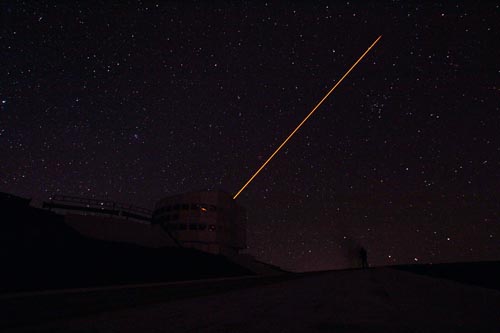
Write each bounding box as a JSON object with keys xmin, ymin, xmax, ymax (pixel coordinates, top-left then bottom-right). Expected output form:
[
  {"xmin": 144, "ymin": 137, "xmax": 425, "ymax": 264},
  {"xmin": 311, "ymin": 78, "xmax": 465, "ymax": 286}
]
[{"xmin": 42, "ymin": 195, "xmax": 152, "ymax": 222}]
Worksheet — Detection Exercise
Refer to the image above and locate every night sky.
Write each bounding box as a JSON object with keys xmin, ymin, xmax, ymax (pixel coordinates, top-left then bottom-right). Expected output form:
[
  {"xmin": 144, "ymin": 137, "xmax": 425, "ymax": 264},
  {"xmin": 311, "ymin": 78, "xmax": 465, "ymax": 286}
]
[{"xmin": 2, "ymin": 2, "xmax": 499, "ymax": 271}]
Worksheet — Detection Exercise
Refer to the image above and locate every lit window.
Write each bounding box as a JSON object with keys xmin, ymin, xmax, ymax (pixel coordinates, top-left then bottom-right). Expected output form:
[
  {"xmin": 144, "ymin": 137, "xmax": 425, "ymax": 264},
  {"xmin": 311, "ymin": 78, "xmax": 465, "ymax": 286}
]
[{"xmin": 208, "ymin": 225, "xmax": 216, "ymax": 231}]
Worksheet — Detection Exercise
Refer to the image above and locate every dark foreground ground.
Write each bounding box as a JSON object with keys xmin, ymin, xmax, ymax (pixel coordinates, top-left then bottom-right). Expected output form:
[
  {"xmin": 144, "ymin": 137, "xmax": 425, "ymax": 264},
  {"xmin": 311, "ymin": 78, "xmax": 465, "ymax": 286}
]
[
  {"xmin": 2, "ymin": 263, "xmax": 500, "ymax": 333},
  {"xmin": 395, "ymin": 260, "xmax": 500, "ymax": 291}
]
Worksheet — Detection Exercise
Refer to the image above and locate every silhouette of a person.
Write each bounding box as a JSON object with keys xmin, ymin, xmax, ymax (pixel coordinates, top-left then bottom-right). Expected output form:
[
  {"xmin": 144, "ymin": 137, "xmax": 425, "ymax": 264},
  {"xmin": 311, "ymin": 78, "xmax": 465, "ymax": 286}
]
[{"xmin": 360, "ymin": 247, "xmax": 368, "ymax": 268}]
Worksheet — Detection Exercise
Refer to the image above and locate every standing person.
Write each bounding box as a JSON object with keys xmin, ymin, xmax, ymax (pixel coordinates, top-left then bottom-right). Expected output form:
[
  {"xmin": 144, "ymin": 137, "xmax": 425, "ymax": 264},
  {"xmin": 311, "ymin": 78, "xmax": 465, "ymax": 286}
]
[{"xmin": 360, "ymin": 247, "xmax": 369, "ymax": 268}]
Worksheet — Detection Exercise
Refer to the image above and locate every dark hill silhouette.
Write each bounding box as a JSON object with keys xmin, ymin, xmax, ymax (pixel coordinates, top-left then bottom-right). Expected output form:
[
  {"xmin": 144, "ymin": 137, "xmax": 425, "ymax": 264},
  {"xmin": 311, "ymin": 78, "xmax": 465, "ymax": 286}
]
[
  {"xmin": 0, "ymin": 192, "xmax": 253, "ymax": 293},
  {"xmin": 394, "ymin": 261, "xmax": 500, "ymax": 291}
]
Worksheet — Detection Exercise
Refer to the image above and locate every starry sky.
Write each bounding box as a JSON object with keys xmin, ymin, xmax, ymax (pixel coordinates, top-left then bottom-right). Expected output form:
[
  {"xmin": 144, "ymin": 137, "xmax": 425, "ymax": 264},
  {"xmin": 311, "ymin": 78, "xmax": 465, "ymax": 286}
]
[{"xmin": 1, "ymin": 1, "xmax": 499, "ymax": 271}]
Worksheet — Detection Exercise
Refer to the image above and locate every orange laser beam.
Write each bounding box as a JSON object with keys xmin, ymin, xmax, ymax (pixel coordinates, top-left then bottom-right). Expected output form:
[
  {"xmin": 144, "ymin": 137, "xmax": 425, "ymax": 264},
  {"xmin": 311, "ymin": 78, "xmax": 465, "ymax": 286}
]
[{"xmin": 233, "ymin": 35, "xmax": 382, "ymax": 200}]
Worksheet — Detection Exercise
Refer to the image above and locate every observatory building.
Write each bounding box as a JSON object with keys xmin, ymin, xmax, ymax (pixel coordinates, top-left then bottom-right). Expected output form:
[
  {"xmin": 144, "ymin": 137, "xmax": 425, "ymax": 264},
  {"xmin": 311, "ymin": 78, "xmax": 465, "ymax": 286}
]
[
  {"xmin": 152, "ymin": 191, "xmax": 246, "ymax": 255},
  {"xmin": 41, "ymin": 190, "xmax": 246, "ymax": 256}
]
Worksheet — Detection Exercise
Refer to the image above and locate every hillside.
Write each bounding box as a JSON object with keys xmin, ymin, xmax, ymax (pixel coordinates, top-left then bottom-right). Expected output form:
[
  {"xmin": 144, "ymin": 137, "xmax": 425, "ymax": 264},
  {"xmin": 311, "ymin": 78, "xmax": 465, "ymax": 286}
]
[{"xmin": 0, "ymin": 192, "xmax": 253, "ymax": 293}]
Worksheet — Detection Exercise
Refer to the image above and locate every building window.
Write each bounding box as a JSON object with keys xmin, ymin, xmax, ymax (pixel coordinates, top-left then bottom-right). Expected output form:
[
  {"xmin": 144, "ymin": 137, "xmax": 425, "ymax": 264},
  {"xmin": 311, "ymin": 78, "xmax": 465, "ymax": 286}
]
[
  {"xmin": 208, "ymin": 225, "xmax": 216, "ymax": 232},
  {"xmin": 189, "ymin": 203, "xmax": 218, "ymax": 212}
]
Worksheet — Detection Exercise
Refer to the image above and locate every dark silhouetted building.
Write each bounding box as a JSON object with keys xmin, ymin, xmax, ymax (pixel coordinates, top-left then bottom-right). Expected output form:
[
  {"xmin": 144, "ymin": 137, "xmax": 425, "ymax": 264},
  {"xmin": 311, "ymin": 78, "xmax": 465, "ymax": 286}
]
[
  {"xmin": 42, "ymin": 191, "xmax": 247, "ymax": 256},
  {"xmin": 152, "ymin": 191, "xmax": 246, "ymax": 255}
]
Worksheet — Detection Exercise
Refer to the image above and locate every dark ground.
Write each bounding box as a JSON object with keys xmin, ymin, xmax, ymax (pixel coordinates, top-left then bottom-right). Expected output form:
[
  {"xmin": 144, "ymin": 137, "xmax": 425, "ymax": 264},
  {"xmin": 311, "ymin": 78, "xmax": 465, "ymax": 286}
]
[
  {"xmin": 395, "ymin": 260, "xmax": 500, "ymax": 291},
  {"xmin": 3, "ymin": 267, "xmax": 500, "ymax": 333}
]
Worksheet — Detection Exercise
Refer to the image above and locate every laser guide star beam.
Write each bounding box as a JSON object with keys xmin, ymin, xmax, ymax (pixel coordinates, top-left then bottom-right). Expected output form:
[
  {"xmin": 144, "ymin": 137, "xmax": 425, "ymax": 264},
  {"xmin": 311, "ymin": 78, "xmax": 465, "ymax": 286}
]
[{"xmin": 233, "ymin": 35, "xmax": 382, "ymax": 200}]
